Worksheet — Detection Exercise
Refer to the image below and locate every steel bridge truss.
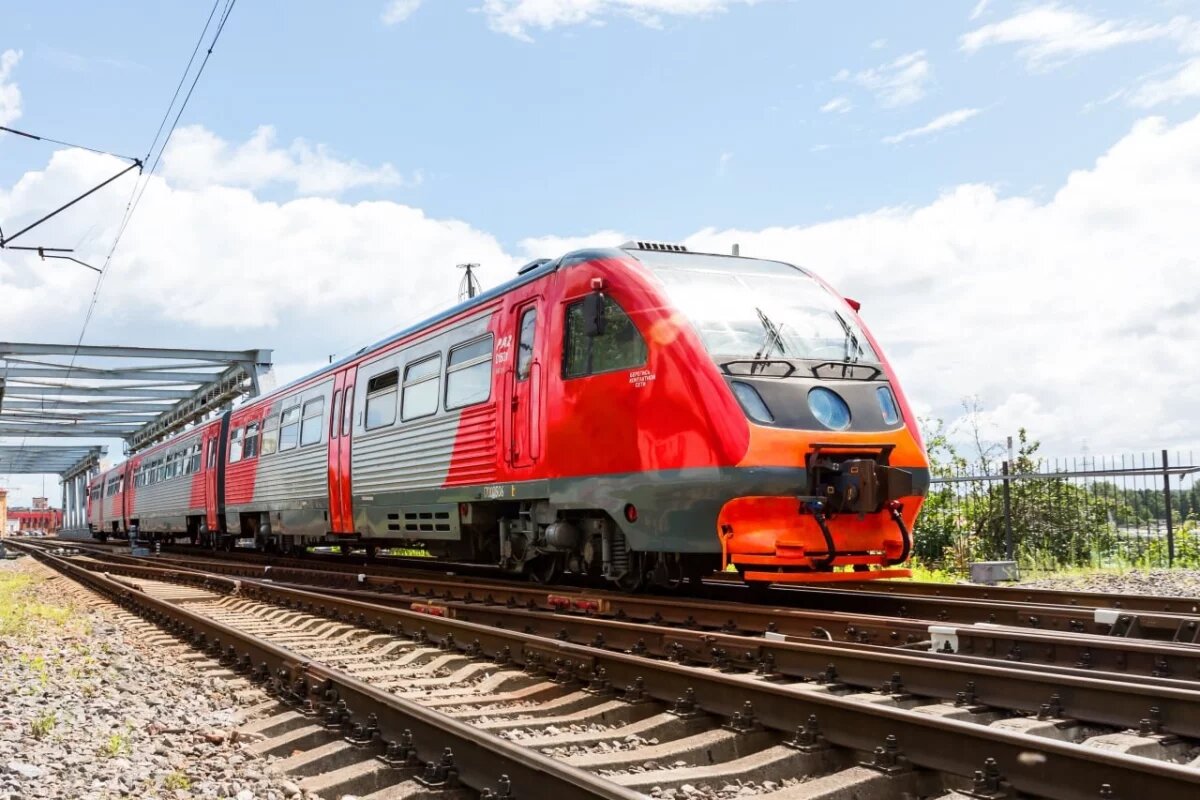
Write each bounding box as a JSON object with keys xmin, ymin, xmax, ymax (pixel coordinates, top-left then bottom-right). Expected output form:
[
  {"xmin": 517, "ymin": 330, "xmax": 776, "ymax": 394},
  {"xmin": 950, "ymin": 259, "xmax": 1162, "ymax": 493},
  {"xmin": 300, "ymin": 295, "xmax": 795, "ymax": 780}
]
[
  {"xmin": 0, "ymin": 342, "xmax": 273, "ymax": 451},
  {"xmin": 0, "ymin": 342, "xmax": 272, "ymax": 536}
]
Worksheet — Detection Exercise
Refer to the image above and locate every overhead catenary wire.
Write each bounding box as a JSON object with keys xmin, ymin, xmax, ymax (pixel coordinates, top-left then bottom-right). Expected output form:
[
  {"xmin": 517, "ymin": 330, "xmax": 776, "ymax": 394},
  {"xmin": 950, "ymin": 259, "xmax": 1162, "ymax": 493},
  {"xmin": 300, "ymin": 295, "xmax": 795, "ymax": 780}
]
[
  {"xmin": 141, "ymin": 0, "xmax": 223, "ymax": 164},
  {"xmin": 0, "ymin": 125, "xmax": 140, "ymax": 162},
  {"xmin": 2, "ymin": 0, "xmax": 241, "ymax": 483}
]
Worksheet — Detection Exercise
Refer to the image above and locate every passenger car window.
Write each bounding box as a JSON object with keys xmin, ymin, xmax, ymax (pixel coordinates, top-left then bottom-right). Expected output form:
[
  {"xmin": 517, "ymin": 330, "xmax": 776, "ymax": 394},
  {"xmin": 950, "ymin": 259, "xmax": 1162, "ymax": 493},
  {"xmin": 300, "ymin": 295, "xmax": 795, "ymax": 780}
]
[
  {"xmin": 244, "ymin": 422, "xmax": 261, "ymax": 459},
  {"xmin": 261, "ymin": 414, "xmax": 279, "ymax": 456},
  {"xmin": 517, "ymin": 309, "xmax": 536, "ymax": 381},
  {"xmin": 365, "ymin": 370, "xmax": 398, "ymax": 430},
  {"xmin": 278, "ymin": 406, "xmax": 301, "ymax": 451},
  {"xmin": 301, "ymin": 398, "xmax": 325, "ymax": 446},
  {"xmin": 229, "ymin": 428, "xmax": 244, "ymax": 463},
  {"xmin": 402, "ymin": 355, "xmax": 441, "ymax": 420},
  {"xmin": 563, "ymin": 296, "xmax": 647, "ymax": 379},
  {"xmin": 446, "ymin": 336, "xmax": 493, "ymax": 410}
]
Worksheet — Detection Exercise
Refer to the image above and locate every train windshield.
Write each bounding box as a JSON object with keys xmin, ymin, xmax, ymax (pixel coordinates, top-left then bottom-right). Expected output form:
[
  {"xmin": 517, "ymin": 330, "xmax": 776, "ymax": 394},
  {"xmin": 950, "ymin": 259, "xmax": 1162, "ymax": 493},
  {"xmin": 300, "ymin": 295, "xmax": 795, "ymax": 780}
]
[{"xmin": 643, "ymin": 252, "xmax": 878, "ymax": 363}]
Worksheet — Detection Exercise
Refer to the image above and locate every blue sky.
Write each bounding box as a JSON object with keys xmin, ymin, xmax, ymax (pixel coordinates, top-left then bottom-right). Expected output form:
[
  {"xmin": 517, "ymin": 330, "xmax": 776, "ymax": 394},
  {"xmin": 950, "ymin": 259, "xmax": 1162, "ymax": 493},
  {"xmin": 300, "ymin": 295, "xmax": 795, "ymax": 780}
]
[
  {"xmin": 3, "ymin": 1, "xmax": 1200, "ymax": 504},
  {"xmin": 4, "ymin": 1, "xmax": 1195, "ymax": 244}
]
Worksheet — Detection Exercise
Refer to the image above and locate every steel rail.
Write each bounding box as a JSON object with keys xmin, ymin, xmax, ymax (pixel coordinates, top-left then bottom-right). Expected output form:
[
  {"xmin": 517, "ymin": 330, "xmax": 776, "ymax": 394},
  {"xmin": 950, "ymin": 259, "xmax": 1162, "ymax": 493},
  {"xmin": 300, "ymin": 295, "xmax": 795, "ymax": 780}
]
[
  {"xmin": 62, "ymin": 538, "xmax": 1200, "ymax": 643},
  {"xmin": 15, "ymin": 543, "xmax": 644, "ymax": 800},
  {"xmin": 68, "ymin": 546, "xmax": 1200, "ymax": 680},
  {"xmin": 733, "ymin": 584, "xmax": 1200, "ymax": 642},
  {"xmin": 269, "ymin": 577, "xmax": 1200, "ymax": 737},
  {"xmin": 788, "ymin": 579, "xmax": 1200, "ymax": 616},
  {"xmin": 31, "ymin": 545, "xmax": 1200, "ymax": 799}
]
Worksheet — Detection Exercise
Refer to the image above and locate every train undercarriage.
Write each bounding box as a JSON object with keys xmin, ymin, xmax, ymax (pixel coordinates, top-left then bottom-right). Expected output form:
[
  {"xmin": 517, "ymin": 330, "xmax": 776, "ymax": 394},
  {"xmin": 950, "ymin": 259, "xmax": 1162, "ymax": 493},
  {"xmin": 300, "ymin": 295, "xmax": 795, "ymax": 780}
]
[{"xmin": 92, "ymin": 499, "xmax": 723, "ymax": 590}]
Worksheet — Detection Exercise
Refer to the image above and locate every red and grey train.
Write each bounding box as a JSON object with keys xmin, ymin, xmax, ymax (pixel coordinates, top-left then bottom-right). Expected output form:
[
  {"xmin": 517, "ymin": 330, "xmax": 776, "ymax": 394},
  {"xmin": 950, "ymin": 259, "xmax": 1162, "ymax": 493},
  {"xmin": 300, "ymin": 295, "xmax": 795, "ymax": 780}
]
[{"xmin": 88, "ymin": 241, "xmax": 929, "ymax": 586}]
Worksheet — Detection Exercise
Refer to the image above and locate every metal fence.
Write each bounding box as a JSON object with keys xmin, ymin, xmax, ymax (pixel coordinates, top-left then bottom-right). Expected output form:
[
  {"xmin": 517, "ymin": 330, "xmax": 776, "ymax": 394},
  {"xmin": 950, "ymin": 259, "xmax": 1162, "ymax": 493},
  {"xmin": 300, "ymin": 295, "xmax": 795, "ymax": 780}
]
[{"xmin": 912, "ymin": 449, "xmax": 1200, "ymax": 570}]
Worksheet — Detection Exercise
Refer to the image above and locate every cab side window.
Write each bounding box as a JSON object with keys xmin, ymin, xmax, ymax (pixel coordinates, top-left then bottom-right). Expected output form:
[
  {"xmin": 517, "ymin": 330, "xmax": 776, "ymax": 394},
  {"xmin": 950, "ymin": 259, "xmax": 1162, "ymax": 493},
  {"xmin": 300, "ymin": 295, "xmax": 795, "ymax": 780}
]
[
  {"xmin": 563, "ymin": 296, "xmax": 647, "ymax": 379},
  {"xmin": 517, "ymin": 308, "xmax": 536, "ymax": 380}
]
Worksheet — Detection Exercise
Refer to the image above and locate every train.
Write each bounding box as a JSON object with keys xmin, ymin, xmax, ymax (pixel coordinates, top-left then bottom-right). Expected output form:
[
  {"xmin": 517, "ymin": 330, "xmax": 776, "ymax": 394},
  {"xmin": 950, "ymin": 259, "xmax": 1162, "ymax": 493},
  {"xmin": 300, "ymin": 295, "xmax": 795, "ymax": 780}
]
[{"xmin": 88, "ymin": 240, "xmax": 929, "ymax": 586}]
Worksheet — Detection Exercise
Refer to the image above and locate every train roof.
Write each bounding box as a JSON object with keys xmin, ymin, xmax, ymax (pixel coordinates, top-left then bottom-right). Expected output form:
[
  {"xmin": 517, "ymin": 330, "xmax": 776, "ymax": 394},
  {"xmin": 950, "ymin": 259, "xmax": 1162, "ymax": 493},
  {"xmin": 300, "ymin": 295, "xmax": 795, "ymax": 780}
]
[
  {"xmin": 114, "ymin": 242, "xmax": 793, "ymax": 462},
  {"xmin": 214, "ymin": 242, "xmax": 800, "ymax": 411}
]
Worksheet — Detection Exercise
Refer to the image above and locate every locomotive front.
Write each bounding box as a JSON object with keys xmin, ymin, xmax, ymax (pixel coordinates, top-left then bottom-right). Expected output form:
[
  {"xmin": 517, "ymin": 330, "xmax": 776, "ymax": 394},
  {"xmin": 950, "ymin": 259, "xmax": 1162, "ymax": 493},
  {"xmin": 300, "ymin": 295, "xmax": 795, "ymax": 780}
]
[{"xmin": 638, "ymin": 248, "xmax": 929, "ymax": 582}]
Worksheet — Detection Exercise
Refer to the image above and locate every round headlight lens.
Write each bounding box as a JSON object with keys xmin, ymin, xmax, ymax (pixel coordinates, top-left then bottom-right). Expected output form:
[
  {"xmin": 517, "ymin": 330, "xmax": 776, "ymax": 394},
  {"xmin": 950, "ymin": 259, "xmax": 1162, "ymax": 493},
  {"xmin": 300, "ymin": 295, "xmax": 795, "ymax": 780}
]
[{"xmin": 808, "ymin": 387, "xmax": 851, "ymax": 431}]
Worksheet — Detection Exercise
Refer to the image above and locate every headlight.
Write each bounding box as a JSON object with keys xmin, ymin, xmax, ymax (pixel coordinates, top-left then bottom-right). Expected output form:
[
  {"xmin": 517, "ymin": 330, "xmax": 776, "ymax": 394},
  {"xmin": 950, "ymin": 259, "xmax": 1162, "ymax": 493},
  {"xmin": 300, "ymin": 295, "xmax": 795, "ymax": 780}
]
[
  {"xmin": 731, "ymin": 381, "xmax": 774, "ymax": 424},
  {"xmin": 808, "ymin": 387, "xmax": 851, "ymax": 430},
  {"xmin": 876, "ymin": 386, "xmax": 900, "ymax": 425}
]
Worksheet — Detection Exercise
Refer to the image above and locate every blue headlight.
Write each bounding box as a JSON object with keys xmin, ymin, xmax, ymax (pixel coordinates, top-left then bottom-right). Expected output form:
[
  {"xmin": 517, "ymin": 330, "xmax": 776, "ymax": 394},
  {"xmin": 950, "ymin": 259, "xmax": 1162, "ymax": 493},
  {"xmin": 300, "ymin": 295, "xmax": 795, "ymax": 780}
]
[
  {"xmin": 877, "ymin": 386, "xmax": 901, "ymax": 425},
  {"xmin": 731, "ymin": 381, "xmax": 774, "ymax": 424},
  {"xmin": 808, "ymin": 387, "xmax": 851, "ymax": 431}
]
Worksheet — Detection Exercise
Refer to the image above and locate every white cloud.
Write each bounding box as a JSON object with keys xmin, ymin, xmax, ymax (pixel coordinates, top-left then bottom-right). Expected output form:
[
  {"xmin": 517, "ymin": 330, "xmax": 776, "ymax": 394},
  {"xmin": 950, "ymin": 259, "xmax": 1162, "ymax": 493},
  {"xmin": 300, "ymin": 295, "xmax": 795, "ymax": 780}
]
[
  {"xmin": 718, "ymin": 151, "xmax": 733, "ymax": 175},
  {"xmin": 820, "ymin": 96, "xmax": 853, "ymax": 114},
  {"xmin": 1129, "ymin": 59, "xmax": 1200, "ymax": 107},
  {"xmin": 381, "ymin": 0, "xmax": 422, "ymax": 25},
  {"xmin": 869, "ymin": 38, "xmax": 887, "ymax": 50},
  {"xmin": 0, "ymin": 49, "xmax": 23, "ymax": 127},
  {"xmin": 960, "ymin": 5, "xmax": 1171, "ymax": 70},
  {"xmin": 0, "ymin": 140, "xmax": 512, "ymax": 348},
  {"xmin": 1120, "ymin": 19, "xmax": 1200, "ymax": 107},
  {"xmin": 883, "ymin": 107, "xmax": 981, "ymax": 144},
  {"xmin": 480, "ymin": 0, "xmax": 760, "ymax": 41},
  {"xmin": 517, "ymin": 230, "xmax": 629, "ymax": 261},
  {"xmin": 682, "ymin": 113, "xmax": 1200, "ymax": 454},
  {"xmin": 5, "ymin": 113, "xmax": 1200, "ymax": 494},
  {"xmin": 969, "ymin": 0, "xmax": 988, "ymax": 21},
  {"xmin": 838, "ymin": 50, "xmax": 931, "ymax": 108},
  {"xmin": 160, "ymin": 125, "xmax": 413, "ymax": 195}
]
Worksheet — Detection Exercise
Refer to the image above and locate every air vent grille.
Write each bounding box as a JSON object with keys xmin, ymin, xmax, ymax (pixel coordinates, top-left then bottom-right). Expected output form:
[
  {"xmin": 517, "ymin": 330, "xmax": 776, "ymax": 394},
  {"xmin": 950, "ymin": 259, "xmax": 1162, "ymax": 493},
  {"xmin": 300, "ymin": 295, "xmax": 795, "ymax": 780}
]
[{"xmin": 620, "ymin": 240, "xmax": 688, "ymax": 253}]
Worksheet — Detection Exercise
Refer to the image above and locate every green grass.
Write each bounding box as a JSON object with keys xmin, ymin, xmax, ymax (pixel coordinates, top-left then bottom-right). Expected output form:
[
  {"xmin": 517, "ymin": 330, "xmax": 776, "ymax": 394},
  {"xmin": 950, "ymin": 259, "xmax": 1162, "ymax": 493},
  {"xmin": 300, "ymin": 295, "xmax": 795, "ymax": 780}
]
[
  {"xmin": 29, "ymin": 711, "xmax": 56, "ymax": 739},
  {"xmin": 0, "ymin": 572, "xmax": 75, "ymax": 636},
  {"xmin": 99, "ymin": 730, "xmax": 131, "ymax": 758},
  {"xmin": 902, "ymin": 558, "xmax": 960, "ymax": 584},
  {"xmin": 162, "ymin": 771, "xmax": 191, "ymax": 790}
]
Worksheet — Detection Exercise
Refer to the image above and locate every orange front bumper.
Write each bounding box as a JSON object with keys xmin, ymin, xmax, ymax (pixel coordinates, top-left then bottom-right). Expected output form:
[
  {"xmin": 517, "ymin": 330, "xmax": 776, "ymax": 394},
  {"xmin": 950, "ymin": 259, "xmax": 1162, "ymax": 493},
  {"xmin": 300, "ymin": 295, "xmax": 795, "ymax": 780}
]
[{"xmin": 718, "ymin": 495, "xmax": 911, "ymax": 581}]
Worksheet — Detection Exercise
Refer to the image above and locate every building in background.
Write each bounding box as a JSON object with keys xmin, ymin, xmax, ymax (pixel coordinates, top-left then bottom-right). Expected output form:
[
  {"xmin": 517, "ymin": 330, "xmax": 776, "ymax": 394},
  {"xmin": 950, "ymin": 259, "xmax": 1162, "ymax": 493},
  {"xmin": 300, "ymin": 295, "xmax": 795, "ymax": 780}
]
[{"xmin": 3, "ymin": 496, "xmax": 62, "ymax": 535}]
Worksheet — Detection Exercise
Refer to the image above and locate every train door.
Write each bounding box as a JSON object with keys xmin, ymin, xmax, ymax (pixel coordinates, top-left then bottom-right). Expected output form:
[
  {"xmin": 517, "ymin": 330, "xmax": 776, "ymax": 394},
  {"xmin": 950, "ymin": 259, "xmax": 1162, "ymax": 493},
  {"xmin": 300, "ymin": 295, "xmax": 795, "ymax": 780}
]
[
  {"xmin": 328, "ymin": 366, "xmax": 357, "ymax": 533},
  {"xmin": 509, "ymin": 301, "xmax": 542, "ymax": 469},
  {"xmin": 203, "ymin": 424, "xmax": 222, "ymax": 534},
  {"xmin": 121, "ymin": 463, "xmax": 133, "ymax": 536}
]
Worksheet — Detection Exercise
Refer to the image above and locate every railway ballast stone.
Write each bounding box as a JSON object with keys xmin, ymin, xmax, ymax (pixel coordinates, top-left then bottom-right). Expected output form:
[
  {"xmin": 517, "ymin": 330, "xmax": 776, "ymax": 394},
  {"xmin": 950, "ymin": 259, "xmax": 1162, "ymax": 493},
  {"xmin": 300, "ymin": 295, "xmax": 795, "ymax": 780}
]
[
  {"xmin": 0, "ymin": 558, "xmax": 304, "ymax": 800},
  {"xmin": 1018, "ymin": 568, "xmax": 1200, "ymax": 597}
]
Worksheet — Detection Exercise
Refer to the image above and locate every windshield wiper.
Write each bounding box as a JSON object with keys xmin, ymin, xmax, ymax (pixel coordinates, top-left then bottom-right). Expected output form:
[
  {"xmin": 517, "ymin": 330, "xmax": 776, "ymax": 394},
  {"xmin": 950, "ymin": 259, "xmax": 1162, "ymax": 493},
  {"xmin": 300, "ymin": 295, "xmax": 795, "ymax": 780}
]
[
  {"xmin": 751, "ymin": 307, "xmax": 787, "ymax": 373},
  {"xmin": 833, "ymin": 311, "xmax": 861, "ymax": 365}
]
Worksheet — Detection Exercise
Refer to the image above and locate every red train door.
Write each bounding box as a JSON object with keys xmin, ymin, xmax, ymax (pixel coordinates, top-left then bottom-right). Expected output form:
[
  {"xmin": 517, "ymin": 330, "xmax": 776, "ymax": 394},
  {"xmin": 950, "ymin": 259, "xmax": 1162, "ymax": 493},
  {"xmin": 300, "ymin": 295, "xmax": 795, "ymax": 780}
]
[
  {"xmin": 509, "ymin": 301, "xmax": 541, "ymax": 468},
  {"xmin": 328, "ymin": 366, "xmax": 357, "ymax": 533},
  {"xmin": 203, "ymin": 426, "xmax": 221, "ymax": 534},
  {"xmin": 121, "ymin": 463, "xmax": 133, "ymax": 533}
]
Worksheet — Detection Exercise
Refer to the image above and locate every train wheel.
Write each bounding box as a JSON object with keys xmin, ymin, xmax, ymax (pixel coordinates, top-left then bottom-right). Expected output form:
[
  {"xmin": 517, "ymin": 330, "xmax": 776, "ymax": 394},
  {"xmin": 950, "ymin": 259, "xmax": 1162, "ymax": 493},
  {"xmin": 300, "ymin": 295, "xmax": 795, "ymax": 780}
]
[
  {"xmin": 612, "ymin": 569, "xmax": 646, "ymax": 592},
  {"xmin": 610, "ymin": 552, "xmax": 647, "ymax": 592},
  {"xmin": 526, "ymin": 555, "xmax": 563, "ymax": 584}
]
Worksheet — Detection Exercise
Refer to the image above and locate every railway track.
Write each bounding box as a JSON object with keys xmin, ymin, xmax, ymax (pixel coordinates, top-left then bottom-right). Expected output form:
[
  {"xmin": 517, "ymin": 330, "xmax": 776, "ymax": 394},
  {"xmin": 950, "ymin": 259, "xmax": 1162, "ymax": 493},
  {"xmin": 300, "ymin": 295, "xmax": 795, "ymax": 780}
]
[
  {"xmin": 15, "ymin": 540, "xmax": 1200, "ymax": 799},
  {"xmin": 58, "ymin": 540, "xmax": 1200, "ymax": 680},
  {"xmin": 62, "ymin": 537, "xmax": 1200, "ymax": 644}
]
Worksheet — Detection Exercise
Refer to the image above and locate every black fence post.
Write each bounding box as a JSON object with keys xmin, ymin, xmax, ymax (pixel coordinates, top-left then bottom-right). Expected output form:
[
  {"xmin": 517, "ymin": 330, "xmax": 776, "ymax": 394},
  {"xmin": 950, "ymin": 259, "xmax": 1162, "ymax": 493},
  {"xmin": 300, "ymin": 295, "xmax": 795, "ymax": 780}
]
[
  {"xmin": 1002, "ymin": 460, "xmax": 1014, "ymax": 561},
  {"xmin": 1163, "ymin": 449, "xmax": 1174, "ymax": 568}
]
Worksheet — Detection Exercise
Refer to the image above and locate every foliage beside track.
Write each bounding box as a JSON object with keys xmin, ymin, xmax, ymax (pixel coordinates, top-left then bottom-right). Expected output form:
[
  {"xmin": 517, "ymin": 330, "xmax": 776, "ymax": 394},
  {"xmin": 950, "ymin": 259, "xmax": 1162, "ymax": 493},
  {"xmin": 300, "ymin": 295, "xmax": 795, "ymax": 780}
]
[
  {"xmin": 0, "ymin": 568, "xmax": 76, "ymax": 636},
  {"xmin": 913, "ymin": 423, "xmax": 1200, "ymax": 573}
]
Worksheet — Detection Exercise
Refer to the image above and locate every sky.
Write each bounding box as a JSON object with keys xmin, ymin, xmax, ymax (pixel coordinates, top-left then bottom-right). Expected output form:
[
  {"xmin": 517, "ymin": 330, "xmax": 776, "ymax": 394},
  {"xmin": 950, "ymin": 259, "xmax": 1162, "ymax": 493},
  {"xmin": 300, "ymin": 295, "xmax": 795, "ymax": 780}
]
[{"xmin": 2, "ymin": 1, "xmax": 1200, "ymax": 505}]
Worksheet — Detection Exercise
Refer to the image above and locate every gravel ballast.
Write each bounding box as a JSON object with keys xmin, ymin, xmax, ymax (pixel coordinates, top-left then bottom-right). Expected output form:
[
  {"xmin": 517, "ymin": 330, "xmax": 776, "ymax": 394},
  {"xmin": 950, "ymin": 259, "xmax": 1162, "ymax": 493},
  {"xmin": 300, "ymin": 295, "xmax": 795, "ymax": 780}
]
[
  {"xmin": 0, "ymin": 556, "xmax": 304, "ymax": 800},
  {"xmin": 1017, "ymin": 568, "xmax": 1200, "ymax": 597}
]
